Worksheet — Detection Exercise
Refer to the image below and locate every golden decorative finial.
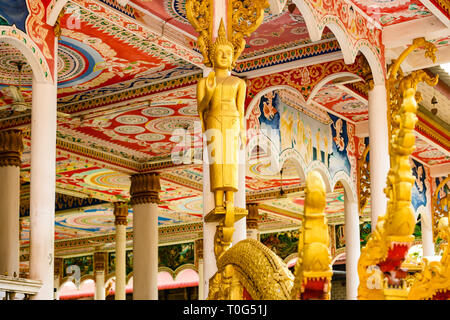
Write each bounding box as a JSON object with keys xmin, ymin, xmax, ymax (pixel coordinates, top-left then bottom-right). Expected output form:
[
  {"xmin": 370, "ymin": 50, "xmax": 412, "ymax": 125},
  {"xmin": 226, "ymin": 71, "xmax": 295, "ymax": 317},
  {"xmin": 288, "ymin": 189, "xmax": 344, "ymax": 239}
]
[{"xmin": 357, "ymin": 38, "xmax": 439, "ymax": 300}]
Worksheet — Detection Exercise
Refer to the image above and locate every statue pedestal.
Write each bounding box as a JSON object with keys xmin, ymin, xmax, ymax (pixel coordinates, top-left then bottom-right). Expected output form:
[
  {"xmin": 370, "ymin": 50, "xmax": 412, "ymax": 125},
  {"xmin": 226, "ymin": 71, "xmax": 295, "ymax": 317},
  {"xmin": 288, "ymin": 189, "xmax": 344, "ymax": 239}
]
[{"xmin": 204, "ymin": 207, "xmax": 247, "ymax": 223}]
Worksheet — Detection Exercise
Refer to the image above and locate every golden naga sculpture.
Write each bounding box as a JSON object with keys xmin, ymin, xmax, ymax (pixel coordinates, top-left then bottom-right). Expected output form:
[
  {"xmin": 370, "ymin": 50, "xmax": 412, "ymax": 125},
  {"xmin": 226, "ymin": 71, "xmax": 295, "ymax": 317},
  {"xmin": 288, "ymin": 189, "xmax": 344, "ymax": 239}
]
[
  {"xmin": 357, "ymin": 37, "xmax": 439, "ymax": 300},
  {"xmin": 208, "ymin": 171, "xmax": 331, "ymax": 300},
  {"xmin": 291, "ymin": 171, "xmax": 332, "ymax": 300},
  {"xmin": 408, "ymin": 217, "xmax": 450, "ymax": 300}
]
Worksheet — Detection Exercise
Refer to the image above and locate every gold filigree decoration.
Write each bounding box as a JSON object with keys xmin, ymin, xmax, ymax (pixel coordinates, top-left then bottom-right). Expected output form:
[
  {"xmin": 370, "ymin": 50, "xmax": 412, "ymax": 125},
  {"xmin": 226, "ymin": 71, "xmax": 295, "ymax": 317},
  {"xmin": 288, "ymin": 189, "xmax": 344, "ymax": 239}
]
[
  {"xmin": 357, "ymin": 37, "xmax": 439, "ymax": 300},
  {"xmin": 186, "ymin": 0, "xmax": 268, "ymax": 67},
  {"xmin": 408, "ymin": 217, "xmax": 450, "ymax": 300},
  {"xmin": 228, "ymin": 0, "xmax": 269, "ymax": 67},
  {"xmin": 432, "ymin": 175, "xmax": 450, "ymax": 241},
  {"xmin": 186, "ymin": 0, "xmax": 212, "ymax": 66},
  {"xmin": 291, "ymin": 171, "xmax": 332, "ymax": 300},
  {"xmin": 358, "ymin": 145, "xmax": 370, "ymax": 215}
]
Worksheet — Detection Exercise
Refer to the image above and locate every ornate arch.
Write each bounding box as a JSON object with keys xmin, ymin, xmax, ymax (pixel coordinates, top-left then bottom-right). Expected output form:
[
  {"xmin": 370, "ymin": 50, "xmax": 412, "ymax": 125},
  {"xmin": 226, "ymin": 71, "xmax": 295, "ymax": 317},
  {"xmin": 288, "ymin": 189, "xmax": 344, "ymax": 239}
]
[
  {"xmin": 292, "ymin": 0, "xmax": 385, "ymax": 85},
  {"xmin": 0, "ymin": 25, "xmax": 51, "ymax": 83},
  {"xmin": 307, "ymin": 72, "xmax": 363, "ymax": 104},
  {"xmin": 331, "ymin": 170, "xmax": 357, "ymax": 204}
]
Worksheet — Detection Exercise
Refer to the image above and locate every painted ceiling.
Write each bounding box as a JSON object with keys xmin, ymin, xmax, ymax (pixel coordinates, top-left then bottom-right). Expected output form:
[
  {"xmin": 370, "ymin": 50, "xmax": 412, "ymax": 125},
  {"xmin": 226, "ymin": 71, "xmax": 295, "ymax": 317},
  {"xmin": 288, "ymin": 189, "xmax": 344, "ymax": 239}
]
[
  {"xmin": 350, "ymin": 0, "xmax": 432, "ymax": 27},
  {"xmin": 0, "ymin": 0, "xmax": 447, "ymax": 259}
]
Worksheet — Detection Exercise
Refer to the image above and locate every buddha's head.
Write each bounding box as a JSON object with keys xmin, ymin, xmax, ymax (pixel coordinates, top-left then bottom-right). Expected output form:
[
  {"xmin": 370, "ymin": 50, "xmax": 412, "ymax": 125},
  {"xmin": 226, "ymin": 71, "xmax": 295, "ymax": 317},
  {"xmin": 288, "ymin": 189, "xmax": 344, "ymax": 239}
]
[{"xmin": 210, "ymin": 19, "xmax": 234, "ymax": 70}]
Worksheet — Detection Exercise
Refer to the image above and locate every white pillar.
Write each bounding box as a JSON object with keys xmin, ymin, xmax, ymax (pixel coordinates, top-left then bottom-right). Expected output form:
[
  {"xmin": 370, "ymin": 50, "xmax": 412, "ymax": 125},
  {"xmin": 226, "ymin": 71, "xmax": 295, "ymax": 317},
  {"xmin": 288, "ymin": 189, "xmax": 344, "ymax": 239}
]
[
  {"xmin": 132, "ymin": 203, "xmax": 158, "ymax": 299},
  {"xmin": 368, "ymin": 83, "xmax": 390, "ymax": 230},
  {"xmin": 202, "ymin": 142, "xmax": 218, "ymax": 299},
  {"xmin": 113, "ymin": 202, "xmax": 128, "ymax": 300},
  {"xmin": 29, "ymin": 78, "xmax": 57, "ymax": 300},
  {"xmin": 0, "ymin": 130, "xmax": 23, "ymax": 277},
  {"xmin": 93, "ymin": 251, "xmax": 107, "ymax": 300},
  {"xmin": 233, "ymin": 147, "xmax": 247, "ymax": 244},
  {"xmin": 344, "ymin": 191, "xmax": 360, "ymax": 300},
  {"xmin": 130, "ymin": 172, "xmax": 161, "ymax": 300},
  {"xmin": 95, "ymin": 272, "xmax": 105, "ymax": 300},
  {"xmin": 421, "ymin": 192, "xmax": 435, "ymax": 256}
]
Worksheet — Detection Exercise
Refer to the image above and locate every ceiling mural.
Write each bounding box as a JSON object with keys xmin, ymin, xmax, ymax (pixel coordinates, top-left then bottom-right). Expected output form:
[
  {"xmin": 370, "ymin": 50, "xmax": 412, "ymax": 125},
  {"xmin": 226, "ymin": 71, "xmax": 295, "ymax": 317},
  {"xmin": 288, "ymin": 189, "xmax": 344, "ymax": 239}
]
[
  {"xmin": 312, "ymin": 83, "xmax": 368, "ymax": 122},
  {"xmin": 57, "ymin": 86, "xmax": 200, "ymax": 159},
  {"xmin": 350, "ymin": 0, "xmax": 432, "ymax": 26},
  {"xmin": 0, "ymin": 0, "xmax": 446, "ymax": 264},
  {"xmin": 413, "ymin": 134, "xmax": 450, "ymax": 166}
]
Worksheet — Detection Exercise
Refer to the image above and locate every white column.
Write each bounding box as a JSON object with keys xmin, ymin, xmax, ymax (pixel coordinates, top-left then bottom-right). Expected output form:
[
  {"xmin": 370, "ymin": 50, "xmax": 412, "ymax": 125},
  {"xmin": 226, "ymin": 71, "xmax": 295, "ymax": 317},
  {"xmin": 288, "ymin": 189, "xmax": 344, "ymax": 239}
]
[
  {"xmin": 233, "ymin": 147, "xmax": 247, "ymax": 244},
  {"xmin": 0, "ymin": 130, "xmax": 22, "ymax": 277},
  {"xmin": 29, "ymin": 78, "xmax": 57, "ymax": 300},
  {"xmin": 368, "ymin": 83, "xmax": 390, "ymax": 230},
  {"xmin": 130, "ymin": 172, "xmax": 161, "ymax": 300},
  {"xmin": 132, "ymin": 203, "xmax": 159, "ymax": 299},
  {"xmin": 95, "ymin": 272, "xmax": 105, "ymax": 300},
  {"xmin": 113, "ymin": 202, "xmax": 128, "ymax": 300},
  {"xmin": 421, "ymin": 186, "xmax": 435, "ymax": 256},
  {"xmin": 202, "ymin": 142, "xmax": 218, "ymax": 299},
  {"xmin": 344, "ymin": 191, "xmax": 360, "ymax": 300},
  {"xmin": 93, "ymin": 251, "xmax": 106, "ymax": 300}
]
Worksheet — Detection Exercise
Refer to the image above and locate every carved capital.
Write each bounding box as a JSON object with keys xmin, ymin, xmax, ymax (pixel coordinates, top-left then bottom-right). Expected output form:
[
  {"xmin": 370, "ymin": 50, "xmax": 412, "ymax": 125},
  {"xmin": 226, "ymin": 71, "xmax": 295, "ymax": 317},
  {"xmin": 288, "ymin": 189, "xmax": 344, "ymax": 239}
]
[
  {"xmin": 93, "ymin": 251, "xmax": 107, "ymax": 274},
  {"xmin": 0, "ymin": 130, "xmax": 23, "ymax": 167},
  {"xmin": 54, "ymin": 257, "xmax": 63, "ymax": 280},
  {"xmin": 246, "ymin": 203, "xmax": 259, "ymax": 229},
  {"xmin": 113, "ymin": 202, "xmax": 129, "ymax": 225},
  {"xmin": 195, "ymin": 238, "xmax": 203, "ymax": 268},
  {"xmin": 130, "ymin": 172, "xmax": 161, "ymax": 205}
]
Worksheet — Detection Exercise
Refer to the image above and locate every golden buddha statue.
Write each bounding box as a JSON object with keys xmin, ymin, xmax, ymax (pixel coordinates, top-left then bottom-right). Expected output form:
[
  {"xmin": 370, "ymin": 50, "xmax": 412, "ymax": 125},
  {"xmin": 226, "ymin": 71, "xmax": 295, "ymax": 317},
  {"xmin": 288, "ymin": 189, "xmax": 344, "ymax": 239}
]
[{"xmin": 197, "ymin": 20, "xmax": 246, "ymax": 210}]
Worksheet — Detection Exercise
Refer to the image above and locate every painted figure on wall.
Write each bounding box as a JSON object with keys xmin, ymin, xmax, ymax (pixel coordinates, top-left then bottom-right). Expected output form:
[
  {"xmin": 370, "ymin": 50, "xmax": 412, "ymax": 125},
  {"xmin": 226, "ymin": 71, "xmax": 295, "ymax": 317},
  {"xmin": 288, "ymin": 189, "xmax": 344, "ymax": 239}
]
[
  {"xmin": 197, "ymin": 20, "xmax": 246, "ymax": 209},
  {"xmin": 258, "ymin": 90, "xmax": 281, "ymax": 152},
  {"xmin": 411, "ymin": 159, "xmax": 427, "ymax": 214}
]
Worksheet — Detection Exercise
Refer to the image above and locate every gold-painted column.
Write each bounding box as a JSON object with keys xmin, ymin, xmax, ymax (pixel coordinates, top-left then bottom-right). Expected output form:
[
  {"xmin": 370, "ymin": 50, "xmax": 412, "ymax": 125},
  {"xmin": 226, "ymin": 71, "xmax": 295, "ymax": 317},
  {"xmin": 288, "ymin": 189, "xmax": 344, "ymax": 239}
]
[
  {"xmin": 94, "ymin": 251, "xmax": 107, "ymax": 300},
  {"xmin": 246, "ymin": 203, "xmax": 260, "ymax": 241},
  {"xmin": 0, "ymin": 129, "xmax": 23, "ymax": 278},
  {"xmin": 113, "ymin": 202, "xmax": 128, "ymax": 300},
  {"xmin": 130, "ymin": 172, "xmax": 161, "ymax": 300}
]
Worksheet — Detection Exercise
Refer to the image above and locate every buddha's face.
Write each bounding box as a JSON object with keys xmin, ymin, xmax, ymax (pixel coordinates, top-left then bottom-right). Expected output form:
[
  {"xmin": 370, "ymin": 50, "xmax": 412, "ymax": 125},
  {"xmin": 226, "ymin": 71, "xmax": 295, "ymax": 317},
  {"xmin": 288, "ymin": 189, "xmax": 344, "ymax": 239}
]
[{"xmin": 213, "ymin": 44, "xmax": 233, "ymax": 69}]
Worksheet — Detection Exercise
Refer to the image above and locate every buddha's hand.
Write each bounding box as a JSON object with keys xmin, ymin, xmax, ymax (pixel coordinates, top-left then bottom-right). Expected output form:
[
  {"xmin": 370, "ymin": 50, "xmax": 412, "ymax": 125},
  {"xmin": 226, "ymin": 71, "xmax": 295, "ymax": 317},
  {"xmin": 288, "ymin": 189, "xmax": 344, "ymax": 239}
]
[
  {"xmin": 206, "ymin": 71, "xmax": 216, "ymax": 95},
  {"xmin": 239, "ymin": 130, "xmax": 246, "ymax": 150}
]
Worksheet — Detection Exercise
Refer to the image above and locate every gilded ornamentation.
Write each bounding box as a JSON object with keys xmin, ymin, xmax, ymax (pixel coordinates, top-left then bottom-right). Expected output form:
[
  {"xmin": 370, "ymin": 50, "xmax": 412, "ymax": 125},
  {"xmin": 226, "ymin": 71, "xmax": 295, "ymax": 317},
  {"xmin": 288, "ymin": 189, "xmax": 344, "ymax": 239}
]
[
  {"xmin": 408, "ymin": 217, "xmax": 450, "ymax": 300},
  {"xmin": 228, "ymin": 0, "xmax": 269, "ymax": 67},
  {"xmin": 185, "ymin": 0, "xmax": 212, "ymax": 66},
  {"xmin": 291, "ymin": 171, "xmax": 332, "ymax": 300},
  {"xmin": 0, "ymin": 129, "xmax": 23, "ymax": 167},
  {"xmin": 357, "ymin": 38, "xmax": 438, "ymax": 300},
  {"xmin": 130, "ymin": 172, "xmax": 161, "ymax": 205},
  {"xmin": 208, "ymin": 239, "xmax": 294, "ymax": 300},
  {"xmin": 113, "ymin": 202, "xmax": 129, "ymax": 225},
  {"xmin": 432, "ymin": 175, "xmax": 449, "ymax": 241},
  {"xmin": 357, "ymin": 145, "xmax": 370, "ymax": 215}
]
